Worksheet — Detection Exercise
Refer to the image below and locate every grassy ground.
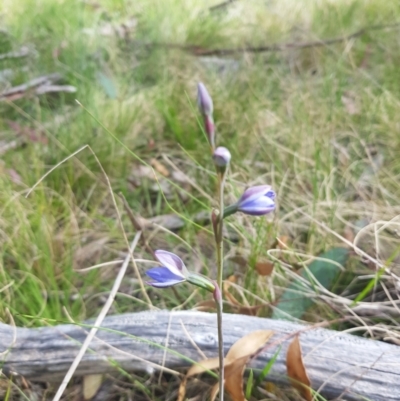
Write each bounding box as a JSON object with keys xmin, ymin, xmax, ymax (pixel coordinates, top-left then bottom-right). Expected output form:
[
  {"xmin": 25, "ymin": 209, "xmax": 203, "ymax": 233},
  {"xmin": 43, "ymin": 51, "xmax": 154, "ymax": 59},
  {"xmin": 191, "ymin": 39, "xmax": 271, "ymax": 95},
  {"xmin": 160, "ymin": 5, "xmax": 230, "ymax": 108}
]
[{"xmin": 1, "ymin": 0, "xmax": 400, "ymax": 399}]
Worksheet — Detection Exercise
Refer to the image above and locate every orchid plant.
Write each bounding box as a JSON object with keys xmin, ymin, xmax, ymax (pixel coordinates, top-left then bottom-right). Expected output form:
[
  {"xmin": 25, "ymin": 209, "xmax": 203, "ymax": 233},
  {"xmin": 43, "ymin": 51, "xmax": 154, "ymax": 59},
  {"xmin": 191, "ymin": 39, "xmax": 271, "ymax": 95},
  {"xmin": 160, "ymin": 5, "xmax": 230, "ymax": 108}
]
[{"xmin": 145, "ymin": 83, "xmax": 276, "ymax": 400}]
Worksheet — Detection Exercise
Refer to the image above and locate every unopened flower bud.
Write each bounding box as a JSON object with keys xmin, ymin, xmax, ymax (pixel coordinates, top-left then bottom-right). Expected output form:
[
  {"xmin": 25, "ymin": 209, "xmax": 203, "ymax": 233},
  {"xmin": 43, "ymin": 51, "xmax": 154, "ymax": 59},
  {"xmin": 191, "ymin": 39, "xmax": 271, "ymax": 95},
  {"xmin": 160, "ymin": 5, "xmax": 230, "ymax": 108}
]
[
  {"xmin": 197, "ymin": 82, "xmax": 213, "ymax": 116},
  {"xmin": 187, "ymin": 273, "xmax": 216, "ymax": 292},
  {"xmin": 213, "ymin": 146, "xmax": 231, "ymax": 169},
  {"xmin": 213, "ymin": 281, "xmax": 222, "ymax": 303}
]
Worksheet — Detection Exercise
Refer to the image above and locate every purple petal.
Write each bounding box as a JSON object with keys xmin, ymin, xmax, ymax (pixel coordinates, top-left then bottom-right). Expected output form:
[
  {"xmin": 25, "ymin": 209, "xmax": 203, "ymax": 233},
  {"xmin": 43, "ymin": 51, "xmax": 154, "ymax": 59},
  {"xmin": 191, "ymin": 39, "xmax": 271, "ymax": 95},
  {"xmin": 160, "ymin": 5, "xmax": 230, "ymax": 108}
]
[
  {"xmin": 147, "ymin": 279, "xmax": 185, "ymax": 288},
  {"xmin": 238, "ymin": 195, "xmax": 275, "ymax": 216},
  {"xmin": 146, "ymin": 267, "xmax": 185, "ymax": 282},
  {"xmin": 154, "ymin": 250, "xmax": 188, "ymax": 276},
  {"xmin": 239, "ymin": 185, "xmax": 273, "ymax": 204},
  {"xmin": 213, "ymin": 146, "xmax": 231, "ymax": 167},
  {"xmin": 197, "ymin": 82, "xmax": 213, "ymax": 116}
]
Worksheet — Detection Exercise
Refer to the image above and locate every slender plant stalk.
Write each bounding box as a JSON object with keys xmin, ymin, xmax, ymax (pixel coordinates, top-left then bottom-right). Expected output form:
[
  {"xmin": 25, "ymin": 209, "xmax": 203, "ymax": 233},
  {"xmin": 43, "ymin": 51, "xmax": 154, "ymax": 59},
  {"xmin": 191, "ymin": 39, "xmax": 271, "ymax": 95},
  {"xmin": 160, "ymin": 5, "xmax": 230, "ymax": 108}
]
[
  {"xmin": 215, "ymin": 283, "xmax": 224, "ymax": 401},
  {"xmin": 215, "ymin": 173, "xmax": 225, "ymax": 401}
]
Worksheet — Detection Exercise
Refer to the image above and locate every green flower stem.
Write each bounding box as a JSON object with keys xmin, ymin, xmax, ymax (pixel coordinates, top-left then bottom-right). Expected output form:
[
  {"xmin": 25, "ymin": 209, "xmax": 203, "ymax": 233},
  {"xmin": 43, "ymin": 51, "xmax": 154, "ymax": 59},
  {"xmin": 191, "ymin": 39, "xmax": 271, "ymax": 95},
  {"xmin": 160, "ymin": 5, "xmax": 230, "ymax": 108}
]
[
  {"xmin": 216, "ymin": 172, "xmax": 225, "ymax": 401},
  {"xmin": 223, "ymin": 203, "xmax": 238, "ymax": 219},
  {"xmin": 213, "ymin": 282, "xmax": 224, "ymax": 401}
]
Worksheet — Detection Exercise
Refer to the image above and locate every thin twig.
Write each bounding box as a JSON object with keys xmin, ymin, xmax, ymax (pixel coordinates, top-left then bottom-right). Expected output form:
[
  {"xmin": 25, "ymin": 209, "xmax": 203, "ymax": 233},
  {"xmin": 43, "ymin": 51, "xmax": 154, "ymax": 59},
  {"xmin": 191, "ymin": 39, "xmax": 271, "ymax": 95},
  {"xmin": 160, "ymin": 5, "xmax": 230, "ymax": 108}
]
[
  {"xmin": 0, "ymin": 46, "xmax": 33, "ymax": 61},
  {"xmin": 130, "ymin": 21, "xmax": 400, "ymax": 57},
  {"xmin": 209, "ymin": 0, "xmax": 238, "ymax": 12},
  {"xmin": 52, "ymin": 232, "xmax": 141, "ymax": 401}
]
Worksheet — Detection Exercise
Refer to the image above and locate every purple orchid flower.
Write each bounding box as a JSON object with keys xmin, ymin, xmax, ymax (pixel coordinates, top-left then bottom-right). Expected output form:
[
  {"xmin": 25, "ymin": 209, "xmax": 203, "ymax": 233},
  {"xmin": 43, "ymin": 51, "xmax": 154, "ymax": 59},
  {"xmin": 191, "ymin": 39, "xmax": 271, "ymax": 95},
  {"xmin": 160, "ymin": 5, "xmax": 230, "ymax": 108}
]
[
  {"xmin": 146, "ymin": 250, "xmax": 215, "ymax": 291},
  {"xmin": 146, "ymin": 250, "xmax": 188, "ymax": 288},
  {"xmin": 237, "ymin": 185, "xmax": 276, "ymax": 216},
  {"xmin": 224, "ymin": 185, "xmax": 276, "ymax": 218}
]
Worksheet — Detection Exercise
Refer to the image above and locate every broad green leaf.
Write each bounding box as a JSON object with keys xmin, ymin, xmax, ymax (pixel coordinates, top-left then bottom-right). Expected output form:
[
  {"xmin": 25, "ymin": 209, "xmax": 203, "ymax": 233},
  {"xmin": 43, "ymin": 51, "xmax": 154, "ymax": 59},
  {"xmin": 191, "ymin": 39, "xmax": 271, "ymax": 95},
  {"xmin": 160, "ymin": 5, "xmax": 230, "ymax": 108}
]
[
  {"xmin": 97, "ymin": 72, "xmax": 118, "ymax": 99},
  {"xmin": 272, "ymin": 247, "xmax": 349, "ymax": 320}
]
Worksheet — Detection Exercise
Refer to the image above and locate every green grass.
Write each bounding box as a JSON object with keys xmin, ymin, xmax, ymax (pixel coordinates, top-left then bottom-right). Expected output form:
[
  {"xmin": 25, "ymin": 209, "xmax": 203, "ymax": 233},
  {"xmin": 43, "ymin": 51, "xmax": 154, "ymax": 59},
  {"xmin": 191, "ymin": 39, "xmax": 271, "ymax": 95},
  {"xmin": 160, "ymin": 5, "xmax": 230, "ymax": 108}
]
[{"xmin": 1, "ymin": 0, "xmax": 400, "ymax": 398}]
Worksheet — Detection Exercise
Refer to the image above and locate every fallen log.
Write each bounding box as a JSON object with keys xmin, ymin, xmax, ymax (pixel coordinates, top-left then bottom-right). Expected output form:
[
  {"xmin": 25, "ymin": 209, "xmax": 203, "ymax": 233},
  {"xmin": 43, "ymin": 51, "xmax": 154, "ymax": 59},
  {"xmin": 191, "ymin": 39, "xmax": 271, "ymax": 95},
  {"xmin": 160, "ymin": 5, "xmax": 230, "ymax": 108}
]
[{"xmin": 0, "ymin": 311, "xmax": 399, "ymax": 400}]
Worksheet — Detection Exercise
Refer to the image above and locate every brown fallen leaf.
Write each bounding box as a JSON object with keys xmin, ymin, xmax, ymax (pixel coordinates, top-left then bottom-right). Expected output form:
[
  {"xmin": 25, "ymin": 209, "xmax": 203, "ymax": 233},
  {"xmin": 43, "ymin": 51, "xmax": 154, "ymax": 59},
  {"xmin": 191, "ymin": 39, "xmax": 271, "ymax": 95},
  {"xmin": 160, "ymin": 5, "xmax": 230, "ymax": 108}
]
[
  {"xmin": 222, "ymin": 356, "xmax": 251, "ymax": 401},
  {"xmin": 286, "ymin": 335, "xmax": 312, "ymax": 401},
  {"xmin": 83, "ymin": 374, "xmax": 103, "ymax": 400},
  {"xmin": 343, "ymin": 225, "xmax": 355, "ymax": 244},
  {"xmin": 229, "ymin": 255, "xmax": 248, "ymax": 268},
  {"xmin": 235, "ymin": 305, "xmax": 263, "ymax": 316},
  {"xmin": 193, "ymin": 299, "xmax": 216, "ymax": 312},
  {"xmin": 223, "ymin": 275, "xmax": 241, "ymax": 305},
  {"xmin": 74, "ymin": 237, "xmax": 109, "ymax": 268},
  {"xmin": 223, "ymin": 276, "xmax": 263, "ymax": 316},
  {"xmin": 255, "ymin": 260, "xmax": 274, "ymax": 276},
  {"xmin": 276, "ymin": 235, "xmax": 289, "ymax": 249},
  {"xmin": 178, "ymin": 330, "xmax": 274, "ymax": 401},
  {"xmin": 151, "ymin": 158, "xmax": 170, "ymax": 176}
]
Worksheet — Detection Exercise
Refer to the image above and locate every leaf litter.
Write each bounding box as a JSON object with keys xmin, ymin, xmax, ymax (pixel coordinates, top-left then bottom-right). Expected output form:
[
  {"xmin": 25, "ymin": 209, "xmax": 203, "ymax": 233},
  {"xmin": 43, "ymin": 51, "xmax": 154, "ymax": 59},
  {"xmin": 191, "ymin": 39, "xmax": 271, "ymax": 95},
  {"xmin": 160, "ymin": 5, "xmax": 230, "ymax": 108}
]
[
  {"xmin": 286, "ymin": 335, "xmax": 312, "ymax": 401},
  {"xmin": 178, "ymin": 330, "xmax": 274, "ymax": 401}
]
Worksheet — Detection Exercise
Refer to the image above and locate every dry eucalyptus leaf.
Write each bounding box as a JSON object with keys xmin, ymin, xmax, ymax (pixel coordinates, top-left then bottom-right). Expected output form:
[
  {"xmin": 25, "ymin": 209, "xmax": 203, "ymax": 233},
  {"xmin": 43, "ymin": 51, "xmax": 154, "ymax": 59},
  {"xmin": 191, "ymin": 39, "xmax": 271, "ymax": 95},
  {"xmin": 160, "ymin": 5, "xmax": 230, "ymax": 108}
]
[
  {"xmin": 223, "ymin": 356, "xmax": 250, "ymax": 401},
  {"xmin": 235, "ymin": 305, "xmax": 263, "ymax": 316},
  {"xmin": 276, "ymin": 235, "xmax": 289, "ymax": 249},
  {"xmin": 151, "ymin": 158, "xmax": 169, "ymax": 176},
  {"xmin": 83, "ymin": 374, "xmax": 103, "ymax": 400},
  {"xmin": 74, "ymin": 237, "xmax": 109, "ymax": 268},
  {"xmin": 223, "ymin": 276, "xmax": 241, "ymax": 306},
  {"xmin": 194, "ymin": 299, "xmax": 216, "ymax": 312},
  {"xmin": 286, "ymin": 335, "xmax": 312, "ymax": 401},
  {"xmin": 223, "ymin": 276, "xmax": 263, "ymax": 316},
  {"xmin": 226, "ymin": 330, "xmax": 274, "ymax": 362},
  {"xmin": 178, "ymin": 358, "xmax": 220, "ymax": 401},
  {"xmin": 230, "ymin": 255, "xmax": 248, "ymax": 267},
  {"xmin": 255, "ymin": 261, "xmax": 274, "ymax": 276},
  {"xmin": 218, "ymin": 330, "xmax": 274, "ymax": 401},
  {"xmin": 209, "ymin": 356, "xmax": 251, "ymax": 401},
  {"xmin": 179, "ymin": 330, "xmax": 274, "ymax": 401}
]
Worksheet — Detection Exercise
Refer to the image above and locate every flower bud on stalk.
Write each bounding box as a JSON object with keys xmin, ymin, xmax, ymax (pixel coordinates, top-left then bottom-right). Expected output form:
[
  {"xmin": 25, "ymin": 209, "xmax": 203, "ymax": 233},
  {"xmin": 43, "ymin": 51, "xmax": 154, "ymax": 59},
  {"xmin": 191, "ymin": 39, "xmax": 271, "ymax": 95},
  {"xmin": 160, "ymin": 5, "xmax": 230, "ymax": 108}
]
[
  {"xmin": 211, "ymin": 208, "xmax": 220, "ymax": 242},
  {"xmin": 212, "ymin": 281, "xmax": 222, "ymax": 304},
  {"xmin": 212, "ymin": 146, "xmax": 231, "ymax": 175},
  {"xmin": 197, "ymin": 82, "xmax": 215, "ymax": 150}
]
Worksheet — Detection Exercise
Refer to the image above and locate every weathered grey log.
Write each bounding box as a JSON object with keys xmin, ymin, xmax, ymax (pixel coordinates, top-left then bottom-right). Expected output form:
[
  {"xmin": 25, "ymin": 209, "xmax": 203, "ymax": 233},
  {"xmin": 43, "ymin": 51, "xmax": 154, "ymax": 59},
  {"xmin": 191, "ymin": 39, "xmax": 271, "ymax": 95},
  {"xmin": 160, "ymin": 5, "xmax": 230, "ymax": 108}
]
[{"xmin": 1, "ymin": 311, "xmax": 399, "ymax": 400}]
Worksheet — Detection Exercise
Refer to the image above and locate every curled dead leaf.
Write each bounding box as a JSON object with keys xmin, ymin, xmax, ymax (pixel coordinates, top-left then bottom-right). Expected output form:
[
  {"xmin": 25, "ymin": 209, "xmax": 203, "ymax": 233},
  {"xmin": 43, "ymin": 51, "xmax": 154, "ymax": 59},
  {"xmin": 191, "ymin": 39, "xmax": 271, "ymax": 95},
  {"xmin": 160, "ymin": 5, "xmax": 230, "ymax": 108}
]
[
  {"xmin": 223, "ymin": 275, "xmax": 241, "ymax": 306},
  {"xmin": 286, "ymin": 335, "xmax": 312, "ymax": 401},
  {"xmin": 193, "ymin": 299, "xmax": 216, "ymax": 312},
  {"xmin": 223, "ymin": 276, "xmax": 263, "ymax": 316},
  {"xmin": 83, "ymin": 374, "xmax": 103, "ymax": 400},
  {"xmin": 178, "ymin": 330, "xmax": 274, "ymax": 401}
]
